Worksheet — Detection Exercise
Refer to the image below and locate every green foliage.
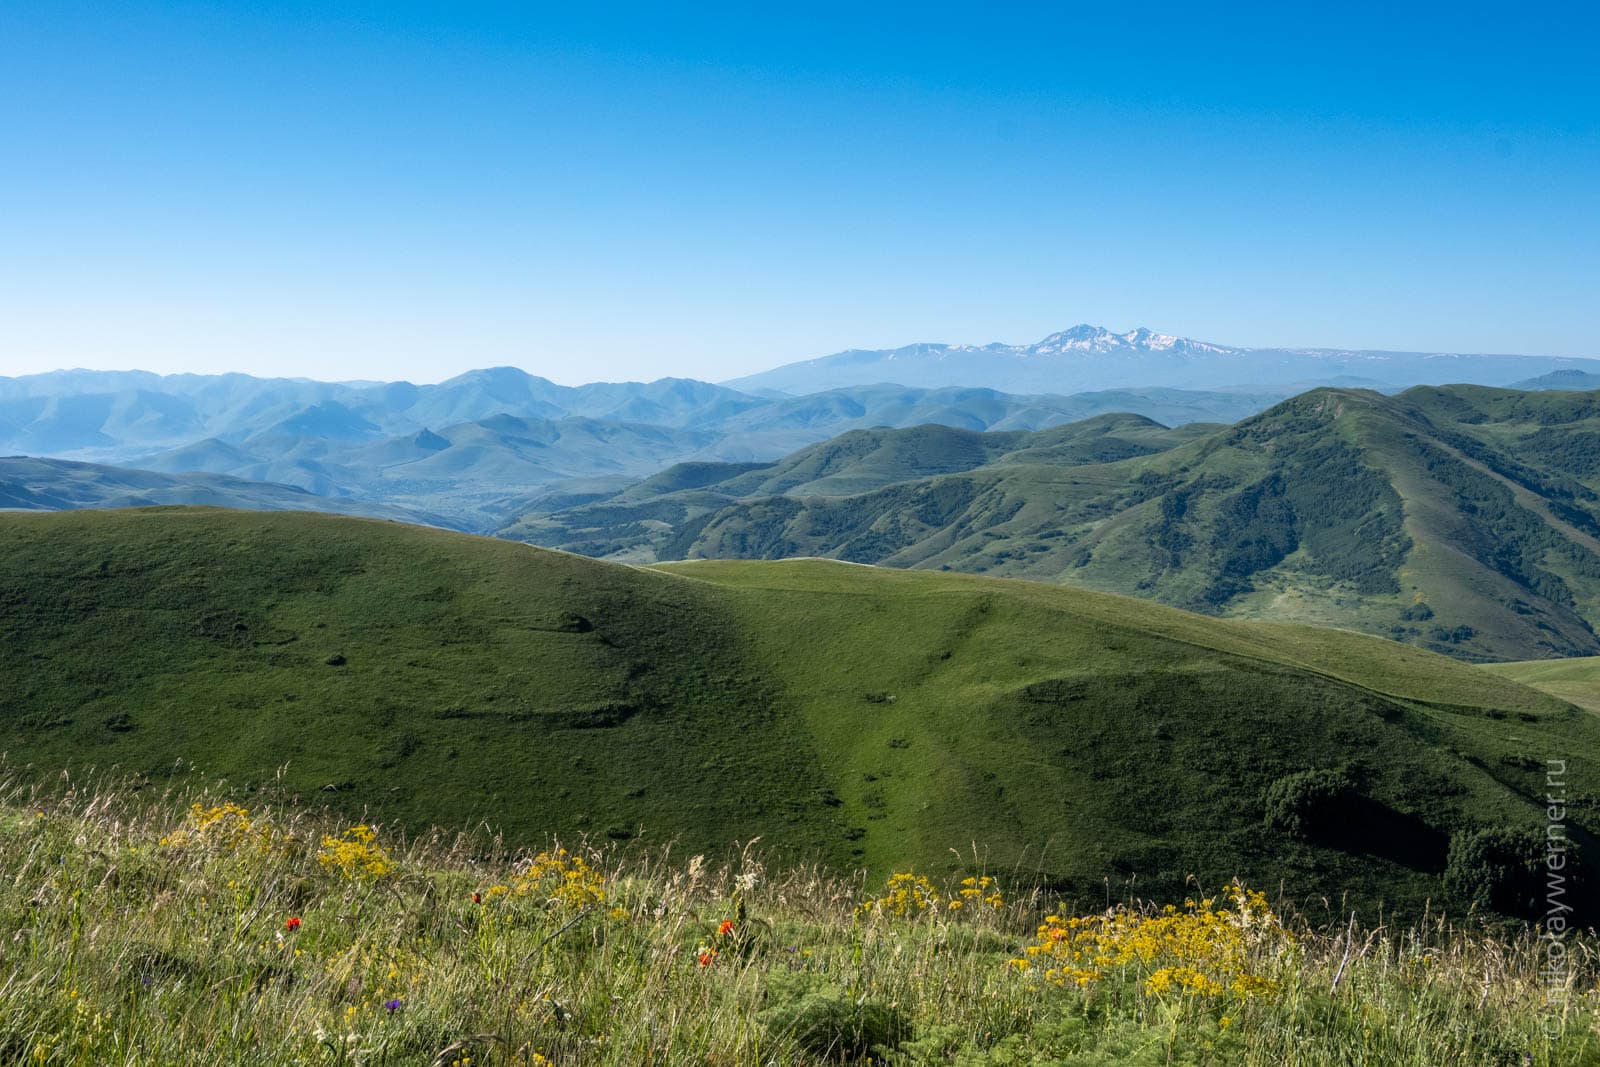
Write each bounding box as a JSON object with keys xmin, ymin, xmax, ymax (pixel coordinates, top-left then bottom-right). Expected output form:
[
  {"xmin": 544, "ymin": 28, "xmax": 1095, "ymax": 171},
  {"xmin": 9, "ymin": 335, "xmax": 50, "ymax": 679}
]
[
  {"xmin": 1262, "ymin": 769, "xmax": 1353, "ymax": 838},
  {"xmin": 1443, "ymin": 826, "xmax": 1551, "ymax": 920},
  {"xmin": 761, "ymin": 985, "xmax": 911, "ymax": 1061}
]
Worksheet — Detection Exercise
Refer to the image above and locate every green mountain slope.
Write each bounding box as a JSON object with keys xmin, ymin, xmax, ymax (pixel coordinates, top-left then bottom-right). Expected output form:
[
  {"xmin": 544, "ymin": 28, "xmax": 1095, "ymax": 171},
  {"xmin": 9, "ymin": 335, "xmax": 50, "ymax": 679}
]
[
  {"xmin": 1486, "ymin": 657, "xmax": 1600, "ymax": 713},
  {"xmin": 498, "ymin": 415, "xmax": 1210, "ymax": 560},
  {"xmin": 533, "ymin": 386, "xmax": 1600, "ymax": 662},
  {"xmin": 3, "ymin": 507, "xmax": 1595, "ymax": 915}
]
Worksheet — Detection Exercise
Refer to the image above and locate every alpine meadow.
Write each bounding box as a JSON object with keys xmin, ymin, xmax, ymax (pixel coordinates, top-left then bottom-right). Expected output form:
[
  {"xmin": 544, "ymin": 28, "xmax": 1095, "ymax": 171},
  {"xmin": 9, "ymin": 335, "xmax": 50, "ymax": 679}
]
[{"xmin": 4, "ymin": 4, "xmax": 1600, "ymax": 1065}]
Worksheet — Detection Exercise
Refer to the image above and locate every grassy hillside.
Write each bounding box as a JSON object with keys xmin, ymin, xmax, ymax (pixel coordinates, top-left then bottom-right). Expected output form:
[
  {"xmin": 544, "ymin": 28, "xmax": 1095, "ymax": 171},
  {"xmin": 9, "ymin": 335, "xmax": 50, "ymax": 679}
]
[
  {"xmin": 3, "ymin": 507, "xmax": 1597, "ymax": 918},
  {"xmin": 1486, "ymin": 656, "xmax": 1600, "ymax": 713},
  {"xmin": 525, "ymin": 386, "xmax": 1600, "ymax": 662}
]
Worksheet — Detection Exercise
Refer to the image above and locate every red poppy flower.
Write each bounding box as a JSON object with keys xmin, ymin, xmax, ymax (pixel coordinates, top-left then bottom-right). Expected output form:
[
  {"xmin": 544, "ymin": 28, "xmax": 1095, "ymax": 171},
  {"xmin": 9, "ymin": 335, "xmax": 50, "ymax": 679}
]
[
  {"xmin": 718, "ymin": 920, "xmax": 735, "ymax": 936},
  {"xmin": 697, "ymin": 950, "xmax": 716, "ymax": 967},
  {"xmin": 285, "ymin": 916, "xmax": 302, "ymax": 932},
  {"xmin": 472, "ymin": 892, "xmax": 482, "ymax": 904}
]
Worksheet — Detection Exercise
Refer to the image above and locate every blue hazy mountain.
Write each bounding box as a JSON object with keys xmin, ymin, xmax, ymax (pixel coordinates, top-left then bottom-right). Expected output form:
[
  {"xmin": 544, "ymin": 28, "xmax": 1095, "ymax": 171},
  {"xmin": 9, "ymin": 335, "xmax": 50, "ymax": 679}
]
[
  {"xmin": 1510, "ymin": 369, "xmax": 1600, "ymax": 391},
  {"xmin": 0, "ymin": 456, "xmax": 444, "ymax": 526},
  {"xmin": 0, "ymin": 361, "xmax": 1286, "ymax": 528},
  {"xmin": 6, "ymin": 324, "xmax": 1593, "ymax": 529},
  {"xmin": 725, "ymin": 325, "xmax": 1600, "ymax": 395}
]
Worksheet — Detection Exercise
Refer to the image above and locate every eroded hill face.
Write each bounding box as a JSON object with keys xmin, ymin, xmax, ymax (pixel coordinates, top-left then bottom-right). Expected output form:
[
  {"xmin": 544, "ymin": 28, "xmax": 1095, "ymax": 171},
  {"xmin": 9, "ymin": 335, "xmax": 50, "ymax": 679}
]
[
  {"xmin": 512, "ymin": 387, "xmax": 1600, "ymax": 662},
  {"xmin": 2, "ymin": 508, "xmax": 1594, "ymax": 916}
]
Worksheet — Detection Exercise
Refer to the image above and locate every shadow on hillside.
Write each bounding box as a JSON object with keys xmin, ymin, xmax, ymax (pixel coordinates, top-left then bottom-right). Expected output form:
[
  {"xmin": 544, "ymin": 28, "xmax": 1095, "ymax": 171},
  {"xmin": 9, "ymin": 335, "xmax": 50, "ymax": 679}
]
[{"xmin": 1318, "ymin": 794, "xmax": 1449, "ymax": 873}]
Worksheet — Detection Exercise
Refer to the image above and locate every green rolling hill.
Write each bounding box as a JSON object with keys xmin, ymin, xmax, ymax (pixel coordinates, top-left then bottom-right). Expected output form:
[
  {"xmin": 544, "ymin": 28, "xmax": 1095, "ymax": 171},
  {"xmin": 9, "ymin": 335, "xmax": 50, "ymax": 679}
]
[
  {"xmin": 2, "ymin": 507, "xmax": 1595, "ymax": 917},
  {"xmin": 1487, "ymin": 656, "xmax": 1600, "ymax": 714},
  {"xmin": 512, "ymin": 386, "xmax": 1600, "ymax": 662}
]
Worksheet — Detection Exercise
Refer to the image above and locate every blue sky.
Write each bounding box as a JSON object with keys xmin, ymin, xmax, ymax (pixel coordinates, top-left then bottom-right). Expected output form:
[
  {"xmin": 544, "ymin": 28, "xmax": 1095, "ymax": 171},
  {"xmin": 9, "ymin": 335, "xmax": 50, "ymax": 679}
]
[{"xmin": 1, "ymin": 2, "xmax": 1596, "ymax": 384}]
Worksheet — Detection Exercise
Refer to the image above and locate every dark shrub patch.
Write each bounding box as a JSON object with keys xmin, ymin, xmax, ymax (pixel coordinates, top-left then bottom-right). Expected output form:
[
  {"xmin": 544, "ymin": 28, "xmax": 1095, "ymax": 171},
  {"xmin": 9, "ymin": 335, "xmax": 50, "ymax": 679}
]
[{"xmin": 763, "ymin": 989, "xmax": 910, "ymax": 1061}]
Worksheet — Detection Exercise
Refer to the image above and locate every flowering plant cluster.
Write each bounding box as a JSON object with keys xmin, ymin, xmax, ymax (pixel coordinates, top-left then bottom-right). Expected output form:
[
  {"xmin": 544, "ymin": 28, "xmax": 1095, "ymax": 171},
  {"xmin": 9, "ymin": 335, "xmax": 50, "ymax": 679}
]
[
  {"xmin": 1011, "ymin": 882, "xmax": 1288, "ymax": 999},
  {"xmin": 497, "ymin": 847, "xmax": 607, "ymax": 910},
  {"xmin": 316, "ymin": 824, "xmax": 395, "ymax": 881},
  {"xmin": 3, "ymin": 786, "xmax": 1587, "ymax": 1064},
  {"xmin": 693, "ymin": 918, "xmax": 741, "ymax": 968},
  {"xmin": 158, "ymin": 802, "xmax": 277, "ymax": 853},
  {"xmin": 949, "ymin": 875, "xmax": 1005, "ymax": 912},
  {"xmin": 856, "ymin": 872, "xmax": 942, "ymax": 919},
  {"xmin": 856, "ymin": 871, "xmax": 1006, "ymax": 920}
]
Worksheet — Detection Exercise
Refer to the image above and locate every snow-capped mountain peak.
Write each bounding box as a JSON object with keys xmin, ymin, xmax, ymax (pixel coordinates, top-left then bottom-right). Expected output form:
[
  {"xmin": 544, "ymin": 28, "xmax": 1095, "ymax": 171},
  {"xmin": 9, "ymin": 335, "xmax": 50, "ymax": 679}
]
[
  {"xmin": 1028, "ymin": 325, "xmax": 1232, "ymax": 356},
  {"xmin": 723, "ymin": 324, "xmax": 1599, "ymax": 395}
]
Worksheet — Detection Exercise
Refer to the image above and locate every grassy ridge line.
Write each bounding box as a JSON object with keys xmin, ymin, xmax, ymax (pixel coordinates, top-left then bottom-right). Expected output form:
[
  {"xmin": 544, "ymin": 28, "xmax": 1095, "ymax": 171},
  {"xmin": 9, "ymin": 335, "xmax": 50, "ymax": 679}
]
[
  {"xmin": 653, "ymin": 558, "xmax": 1598, "ymax": 906},
  {"xmin": 660, "ymin": 559, "xmax": 1553, "ymax": 713},
  {"xmin": 1, "ymin": 777, "xmax": 1594, "ymax": 1066},
  {"xmin": 1487, "ymin": 657, "xmax": 1600, "ymax": 713},
  {"xmin": 0, "ymin": 506, "xmax": 850, "ymax": 865},
  {"xmin": 2, "ymin": 507, "xmax": 1597, "ymax": 916}
]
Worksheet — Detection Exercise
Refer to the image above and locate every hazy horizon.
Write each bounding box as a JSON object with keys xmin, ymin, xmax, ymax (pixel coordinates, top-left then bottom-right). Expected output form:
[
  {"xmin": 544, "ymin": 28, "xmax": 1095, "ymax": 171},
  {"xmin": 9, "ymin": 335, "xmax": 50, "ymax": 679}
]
[{"xmin": 6, "ymin": 319, "xmax": 1600, "ymax": 390}]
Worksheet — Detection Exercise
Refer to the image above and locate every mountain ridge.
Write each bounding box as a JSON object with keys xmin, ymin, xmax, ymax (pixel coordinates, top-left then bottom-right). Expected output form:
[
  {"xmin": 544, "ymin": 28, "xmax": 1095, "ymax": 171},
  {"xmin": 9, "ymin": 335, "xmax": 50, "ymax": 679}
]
[
  {"xmin": 726, "ymin": 324, "xmax": 1600, "ymax": 395},
  {"xmin": 0, "ymin": 456, "xmax": 443, "ymax": 526},
  {"xmin": 506, "ymin": 384, "xmax": 1600, "ymax": 662},
  {"xmin": 0, "ymin": 372, "xmax": 1284, "ymax": 528}
]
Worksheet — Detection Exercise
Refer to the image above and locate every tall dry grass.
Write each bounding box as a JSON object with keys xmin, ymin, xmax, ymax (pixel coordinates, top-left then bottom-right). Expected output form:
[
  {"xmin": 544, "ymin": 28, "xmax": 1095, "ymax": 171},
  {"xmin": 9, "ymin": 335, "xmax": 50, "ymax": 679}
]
[{"xmin": 0, "ymin": 768, "xmax": 1593, "ymax": 1065}]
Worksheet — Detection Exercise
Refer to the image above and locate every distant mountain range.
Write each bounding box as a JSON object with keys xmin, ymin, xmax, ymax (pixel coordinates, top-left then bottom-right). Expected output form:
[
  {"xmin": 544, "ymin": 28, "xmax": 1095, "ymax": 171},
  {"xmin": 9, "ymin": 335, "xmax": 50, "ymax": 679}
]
[
  {"xmin": 1511, "ymin": 369, "xmax": 1600, "ymax": 391},
  {"xmin": 726, "ymin": 325, "xmax": 1600, "ymax": 395},
  {"xmin": 0, "ymin": 364, "xmax": 1284, "ymax": 527},
  {"xmin": 4, "ymin": 324, "xmax": 1596, "ymax": 534},
  {"xmin": 0, "ymin": 456, "xmax": 440, "ymax": 525},
  {"xmin": 506, "ymin": 385, "xmax": 1600, "ymax": 663}
]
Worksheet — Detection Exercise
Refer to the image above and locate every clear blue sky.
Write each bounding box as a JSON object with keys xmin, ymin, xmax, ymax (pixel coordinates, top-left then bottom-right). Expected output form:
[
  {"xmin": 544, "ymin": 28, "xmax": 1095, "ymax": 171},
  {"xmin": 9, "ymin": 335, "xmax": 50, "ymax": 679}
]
[{"xmin": 1, "ymin": 2, "xmax": 1596, "ymax": 384}]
